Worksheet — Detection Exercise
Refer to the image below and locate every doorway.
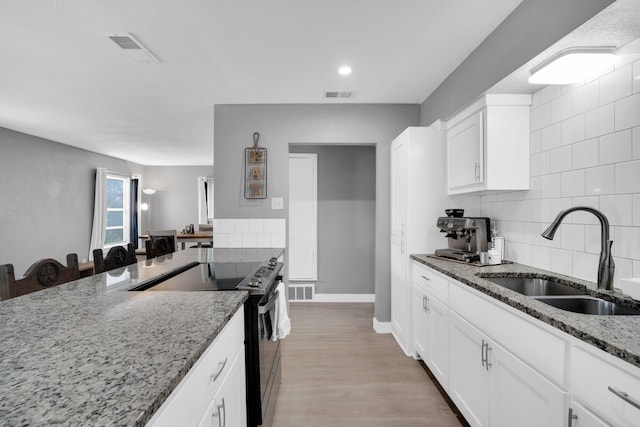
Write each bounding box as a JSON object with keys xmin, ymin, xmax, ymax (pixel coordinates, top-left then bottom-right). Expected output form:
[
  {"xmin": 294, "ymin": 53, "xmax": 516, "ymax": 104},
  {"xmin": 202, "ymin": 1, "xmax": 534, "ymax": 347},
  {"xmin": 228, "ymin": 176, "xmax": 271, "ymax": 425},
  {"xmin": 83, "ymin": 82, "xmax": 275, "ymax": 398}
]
[{"xmin": 288, "ymin": 144, "xmax": 376, "ymax": 301}]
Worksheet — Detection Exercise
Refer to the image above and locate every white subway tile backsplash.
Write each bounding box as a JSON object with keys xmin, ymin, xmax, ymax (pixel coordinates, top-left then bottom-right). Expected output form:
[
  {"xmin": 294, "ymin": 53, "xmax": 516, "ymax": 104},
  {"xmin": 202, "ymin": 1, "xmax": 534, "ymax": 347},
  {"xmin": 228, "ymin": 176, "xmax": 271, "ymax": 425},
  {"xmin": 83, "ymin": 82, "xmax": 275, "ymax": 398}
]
[
  {"xmin": 541, "ymin": 123, "xmax": 563, "ymax": 151},
  {"xmin": 635, "ymin": 260, "xmax": 640, "ymax": 277},
  {"xmin": 530, "ymin": 130, "xmax": 541, "ymax": 154},
  {"xmin": 584, "ymin": 224, "xmax": 602, "ymax": 255},
  {"xmin": 214, "ymin": 219, "xmax": 235, "ymax": 233},
  {"xmin": 234, "ymin": 219, "xmax": 249, "ymax": 233},
  {"xmin": 562, "ymin": 115, "xmax": 586, "ymax": 145},
  {"xmin": 531, "ymin": 91, "xmax": 541, "ymax": 108},
  {"xmin": 600, "ymin": 65, "xmax": 632, "ymax": 105},
  {"xmin": 227, "ymin": 234, "xmax": 242, "ymax": 248},
  {"xmin": 571, "ymin": 196, "xmax": 600, "ymax": 225},
  {"xmin": 573, "ymin": 80, "xmax": 599, "ymax": 115},
  {"xmin": 585, "ymin": 165, "xmax": 615, "ymax": 196},
  {"xmin": 277, "ymin": 219, "xmax": 286, "ymax": 234},
  {"xmin": 634, "ymin": 194, "xmax": 640, "ymax": 226},
  {"xmin": 541, "ymin": 85, "xmax": 565, "ymax": 104},
  {"xmin": 600, "ymin": 194, "xmax": 633, "ymax": 226},
  {"xmin": 263, "ymin": 219, "xmax": 279, "ymax": 233},
  {"xmin": 572, "ymin": 138, "xmax": 599, "ymax": 169},
  {"xmin": 560, "ymin": 224, "xmax": 585, "ymax": 251},
  {"xmin": 615, "ymin": 160, "xmax": 640, "ymax": 194},
  {"xmin": 615, "ymin": 92, "xmax": 640, "ymax": 131},
  {"xmin": 573, "ymin": 251, "xmax": 599, "ymax": 282},
  {"xmin": 549, "ymin": 248, "xmax": 573, "ymax": 276},
  {"xmin": 600, "ymin": 130, "xmax": 632, "ymax": 165},
  {"xmin": 531, "ymin": 103, "xmax": 551, "ymax": 131},
  {"xmin": 522, "ymin": 222, "xmax": 541, "ymax": 245},
  {"xmin": 256, "ymin": 234, "xmax": 271, "ymax": 248},
  {"xmin": 550, "ymin": 145, "xmax": 573, "ymax": 173},
  {"xmin": 541, "ymin": 173, "xmax": 562, "ymax": 198},
  {"xmin": 213, "ymin": 234, "xmax": 228, "ymax": 248},
  {"xmin": 531, "ymin": 151, "xmax": 551, "ymax": 176},
  {"xmin": 241, "ymin": 234, "xmax": 257, "ymax": 248},
  {"xmin": 585, "ymin": 103, "xmax": 615, "ymax": 138},
  {"xmin": 271, "ymin": 234, "xmax": 286, "ymax": 248},
  {"xmin": 560, "ymin": 170, "xmax": 585, "ymax": 197},
  {"xmin": 633, "ymin": 127, "xmax": 640, "ymax": 159},
  {"xmin": 248, "ymin": 219, "xmax": 264, "ymax": 233},
  {"xmin": 613, "ymin": 257, "xmax": 633, "ymax": 290},
  {"xmin": 614, "ymin": 226, "xmax": 640, "ymax": 259},
  {"xmin": 531, "ymin": 245, "xmax": 551, "ymax": 271},
  {"xmin": 516, "ymin": 243, "xmax": 533, "ymax": 266},
  {"xmin": 532, "ymin": 198, "xmax": 551, "ymax": 223},
  {"xmin": 550, "ymin": 93, "xmax": 573, "ymax": 124}
]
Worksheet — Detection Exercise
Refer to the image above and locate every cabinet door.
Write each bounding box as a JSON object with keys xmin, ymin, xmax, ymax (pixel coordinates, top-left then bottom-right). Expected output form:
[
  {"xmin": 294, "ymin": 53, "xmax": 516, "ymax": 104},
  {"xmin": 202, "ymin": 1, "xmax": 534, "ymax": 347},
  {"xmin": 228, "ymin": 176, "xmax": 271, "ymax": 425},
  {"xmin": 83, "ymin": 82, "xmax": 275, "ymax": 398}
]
[
  {"xmin": 391, "ymin": 234, "xmax": 407, "ymax": 349},
  {"xmin": 425, "ymin": 293, "xmax": 448, "ymax": 388},
  {"xmin": 448, "ymin": 111, "xmax": 483, "ymax": 190},
  {"xmin": 198, "ymin": 348, "xmax": 247, "ymax": 427},
  {"xmin": 390, "ymin": 134, "xmax": 407, "ymax": 237},
  {"xmin": 412, "ymin": 283, "xmax": 428, "ymax": 360},
  {"xmin": 489, "ymin": 342, "xmax": 566, "ymax": 427},
  {"xmin": 568, "ymin": 402, "xmax": 611, "ymax": 427},
  {"xmin": 449, "ymin": 312, "xmax": 489, "ymax": 427}
]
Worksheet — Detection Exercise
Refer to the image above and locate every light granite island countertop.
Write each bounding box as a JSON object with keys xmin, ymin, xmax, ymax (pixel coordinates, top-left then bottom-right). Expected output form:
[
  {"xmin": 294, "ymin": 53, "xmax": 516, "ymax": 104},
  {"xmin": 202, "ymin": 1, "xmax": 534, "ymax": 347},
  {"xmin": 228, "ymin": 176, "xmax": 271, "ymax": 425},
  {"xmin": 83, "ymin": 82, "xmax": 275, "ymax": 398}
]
[
  {"xmin": 411, "ymin": 254, "xmax": 640, "ymax": 369},
  {"xmin": 0, "ymin": 247, "xmax": 284, "ymax": 427}
]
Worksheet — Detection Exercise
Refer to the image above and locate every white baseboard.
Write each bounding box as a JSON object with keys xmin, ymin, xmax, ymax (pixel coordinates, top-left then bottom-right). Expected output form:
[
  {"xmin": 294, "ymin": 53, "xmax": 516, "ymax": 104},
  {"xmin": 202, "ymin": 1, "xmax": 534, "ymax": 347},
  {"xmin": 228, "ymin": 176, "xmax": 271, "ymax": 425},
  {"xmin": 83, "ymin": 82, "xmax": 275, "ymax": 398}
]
[
  {"xmin": 373, "ymin": 318, "xmax": 392, "ymax": 334},
  {"xmin": 304, "ymin": 293, "xmax": 375, "ymax": 303}
]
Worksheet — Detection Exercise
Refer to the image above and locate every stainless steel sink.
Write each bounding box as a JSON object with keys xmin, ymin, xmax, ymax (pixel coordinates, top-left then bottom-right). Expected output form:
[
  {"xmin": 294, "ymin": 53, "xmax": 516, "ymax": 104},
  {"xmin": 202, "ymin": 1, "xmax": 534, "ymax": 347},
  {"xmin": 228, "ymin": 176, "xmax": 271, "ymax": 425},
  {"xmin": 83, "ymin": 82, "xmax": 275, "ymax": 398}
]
[
  {"xmin": 483, "ymin": 276, "xmax": 586, "ymax": 296},
  {"xmin": 534, "ymin": 296, "xmax": 640, "ymax": 316}
]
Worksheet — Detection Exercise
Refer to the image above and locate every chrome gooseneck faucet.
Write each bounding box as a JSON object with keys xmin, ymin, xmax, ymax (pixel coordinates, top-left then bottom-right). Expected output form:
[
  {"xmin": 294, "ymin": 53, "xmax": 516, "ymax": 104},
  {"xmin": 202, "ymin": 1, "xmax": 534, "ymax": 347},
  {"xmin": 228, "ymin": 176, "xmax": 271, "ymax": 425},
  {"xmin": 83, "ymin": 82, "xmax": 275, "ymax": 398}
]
[{"xmin": 541, "ymin": 206, "xmax": 615, "ymax": 291}]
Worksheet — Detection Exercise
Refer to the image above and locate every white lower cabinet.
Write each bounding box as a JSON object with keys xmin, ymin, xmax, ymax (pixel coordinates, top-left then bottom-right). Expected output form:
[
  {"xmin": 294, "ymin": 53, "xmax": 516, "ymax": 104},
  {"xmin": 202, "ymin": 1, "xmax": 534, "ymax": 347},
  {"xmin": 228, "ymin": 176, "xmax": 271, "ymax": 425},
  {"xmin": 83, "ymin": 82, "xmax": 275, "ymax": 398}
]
[
  {"xmin": 448, "ymin": 312, "xmax": 566, "ymax": 427},
  {"xmin": 198, "ymin": 347, "xmax": 247, "ymax": 427},
  {"xmin": 568, "ymin": 402, "xmax": 611, "ymax": 427},
  {"xmin": 146, "ymin": 308, "xmax": 246, "ymax": 427},
  {"xmin": 571, "ymin": 343, "xmax": 640, "ymax": 427}
]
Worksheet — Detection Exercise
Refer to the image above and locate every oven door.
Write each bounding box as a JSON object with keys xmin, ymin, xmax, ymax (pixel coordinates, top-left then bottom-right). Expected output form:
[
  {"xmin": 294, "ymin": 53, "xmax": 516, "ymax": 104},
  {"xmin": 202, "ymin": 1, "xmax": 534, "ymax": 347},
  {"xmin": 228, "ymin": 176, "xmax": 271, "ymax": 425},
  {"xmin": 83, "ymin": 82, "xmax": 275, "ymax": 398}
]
[{"xmin": 257, "ymin": 288, "xmax": 282, "ymax": 426}]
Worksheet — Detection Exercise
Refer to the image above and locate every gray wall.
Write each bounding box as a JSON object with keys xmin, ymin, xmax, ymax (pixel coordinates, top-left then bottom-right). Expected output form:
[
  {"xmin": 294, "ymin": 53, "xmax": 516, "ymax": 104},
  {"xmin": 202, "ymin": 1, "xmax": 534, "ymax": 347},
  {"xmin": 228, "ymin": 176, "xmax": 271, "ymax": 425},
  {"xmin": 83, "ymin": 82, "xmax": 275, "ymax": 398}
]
[
  {"xmin": 0, "ymin": 127, "xmax": 144, "ymax": 274},
  {"xmin": 289, "ymin": 145, "xmax": 375, "ymax": 295},
  {"xmin": 420, "ymin": 0, "xmax": 614, "ymax": 125},
  {"xmin": 214, "ymin": 104, "xmax": 420, "ymax": 321},
  {"xmin": 144, "ymin": 166, "xmax": 213, "ymax": 232}
]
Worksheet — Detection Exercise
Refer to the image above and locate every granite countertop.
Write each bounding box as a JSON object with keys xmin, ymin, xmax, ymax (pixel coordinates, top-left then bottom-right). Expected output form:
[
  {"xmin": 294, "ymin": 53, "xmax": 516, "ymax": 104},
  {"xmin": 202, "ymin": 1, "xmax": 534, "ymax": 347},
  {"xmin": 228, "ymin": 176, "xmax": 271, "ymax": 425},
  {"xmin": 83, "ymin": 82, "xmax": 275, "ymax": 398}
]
[
  {"xmin": 411, "ymin": 254, "xmax": 640, "ymax": 369},
  {"xmin": 0, "ymin": 247, "xmax": 284, "ymax": 426}
]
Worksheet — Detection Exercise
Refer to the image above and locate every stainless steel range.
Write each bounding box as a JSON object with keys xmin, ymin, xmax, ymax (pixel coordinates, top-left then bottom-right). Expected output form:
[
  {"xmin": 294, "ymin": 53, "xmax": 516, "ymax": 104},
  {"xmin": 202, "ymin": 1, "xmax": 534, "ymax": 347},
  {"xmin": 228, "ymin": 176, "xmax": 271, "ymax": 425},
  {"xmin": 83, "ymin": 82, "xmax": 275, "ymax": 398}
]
[{"xmin": 129, "ymin": 258, "xmax": 284, "ymax": 427}]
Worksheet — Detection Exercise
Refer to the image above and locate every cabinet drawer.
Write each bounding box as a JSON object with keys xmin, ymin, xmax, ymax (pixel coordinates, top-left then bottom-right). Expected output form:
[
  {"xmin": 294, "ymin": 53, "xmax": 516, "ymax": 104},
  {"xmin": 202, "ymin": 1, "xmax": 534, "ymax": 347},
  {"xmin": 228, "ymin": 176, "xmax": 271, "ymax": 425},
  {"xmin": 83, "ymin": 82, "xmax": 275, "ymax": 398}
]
[
  {"xmin": 571, "ymin": 344, "xmax": 640, "ymax": 427},
  {"xmin": 449, "ymin": 282, "xmax": 566, "ymax": 387},
  {"xmin": 412, "ymin": 262, "xmax": 448, "ymax": 304},
  {"xmin": 147, "ymin": 307, "xmax": 245, "ymax": 427}
]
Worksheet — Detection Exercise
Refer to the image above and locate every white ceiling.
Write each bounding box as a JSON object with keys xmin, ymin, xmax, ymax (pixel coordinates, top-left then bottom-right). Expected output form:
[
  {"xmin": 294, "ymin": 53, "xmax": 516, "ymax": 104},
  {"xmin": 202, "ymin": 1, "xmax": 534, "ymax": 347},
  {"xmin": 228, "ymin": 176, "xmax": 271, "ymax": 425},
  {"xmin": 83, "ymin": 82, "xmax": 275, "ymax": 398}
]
[{"xmin": 0, "ymin": 0, "xmax": 525, "ymax": 166}]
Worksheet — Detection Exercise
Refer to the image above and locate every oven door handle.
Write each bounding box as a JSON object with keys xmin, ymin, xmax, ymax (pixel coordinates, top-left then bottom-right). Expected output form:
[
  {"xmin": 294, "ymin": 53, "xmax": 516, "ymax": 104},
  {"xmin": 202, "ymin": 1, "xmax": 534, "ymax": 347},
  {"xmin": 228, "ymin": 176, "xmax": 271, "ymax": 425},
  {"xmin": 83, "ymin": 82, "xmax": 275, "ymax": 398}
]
[{"xmin": 258, "ymin": 290, "xmax": 279, "ymax": 315}]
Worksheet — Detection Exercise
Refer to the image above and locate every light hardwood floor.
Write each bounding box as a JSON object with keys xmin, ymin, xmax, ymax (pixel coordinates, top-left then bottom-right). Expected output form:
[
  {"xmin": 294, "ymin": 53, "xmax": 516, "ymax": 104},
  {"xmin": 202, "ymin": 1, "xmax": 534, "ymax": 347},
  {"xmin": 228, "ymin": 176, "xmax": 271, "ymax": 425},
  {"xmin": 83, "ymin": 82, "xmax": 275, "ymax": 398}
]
[{"xmin": 272, "ymin": 303, "xmax": 466, "ymax": 427}]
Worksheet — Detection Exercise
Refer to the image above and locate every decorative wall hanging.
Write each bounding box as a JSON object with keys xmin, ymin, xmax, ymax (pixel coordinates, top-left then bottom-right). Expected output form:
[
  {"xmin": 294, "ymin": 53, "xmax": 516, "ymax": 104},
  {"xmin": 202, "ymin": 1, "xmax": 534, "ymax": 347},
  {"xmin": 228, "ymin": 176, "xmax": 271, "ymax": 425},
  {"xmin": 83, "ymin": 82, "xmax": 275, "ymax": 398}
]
[{"xmin": 244, "ymin": 132, "xmax": 267, "ymax": 199}]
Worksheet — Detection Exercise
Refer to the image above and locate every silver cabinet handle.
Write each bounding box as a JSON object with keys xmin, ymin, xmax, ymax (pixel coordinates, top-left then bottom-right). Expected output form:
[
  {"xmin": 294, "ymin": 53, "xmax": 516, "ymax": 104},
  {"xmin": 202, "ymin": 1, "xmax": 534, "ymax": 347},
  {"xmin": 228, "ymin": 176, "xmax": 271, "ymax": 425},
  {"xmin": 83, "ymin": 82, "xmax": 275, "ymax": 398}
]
[
  {"xmin": 425, "ymin": 295, "xmax": 430, "ymax": 312},
  {"xmin": 421, "ymin": 275, "xmax": 431, "ymax": 281},
  {"xmin": 481, "ymin": 339, "xmax": 492, "ymax": 371},
  {"xmin": 568, "ymin": 407, "xmax": 578, "ymax": 427},
  {"xmin": 210, "ymin": 358, "xmax": 228, "ymax": 383},
  {"xmin": 608, "ymin": 386, "xmax": 640, "ymax": 410},
  {"xmin": 422, "ymin": 295, "xmax": 427, "ymax": 312},
  {"xmin": 212, "ymin": 398, "xmax": 226, "ymax": 427}
]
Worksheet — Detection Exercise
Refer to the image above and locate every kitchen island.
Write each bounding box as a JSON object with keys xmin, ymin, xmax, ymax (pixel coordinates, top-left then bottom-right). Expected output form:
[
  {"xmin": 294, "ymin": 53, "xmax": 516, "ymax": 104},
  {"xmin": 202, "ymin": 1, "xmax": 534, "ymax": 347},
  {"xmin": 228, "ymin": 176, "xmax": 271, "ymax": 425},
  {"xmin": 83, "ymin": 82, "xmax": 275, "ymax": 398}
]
[{"xmin": 0, "ymin": 248, "xmax": 284, "ymax": 426}]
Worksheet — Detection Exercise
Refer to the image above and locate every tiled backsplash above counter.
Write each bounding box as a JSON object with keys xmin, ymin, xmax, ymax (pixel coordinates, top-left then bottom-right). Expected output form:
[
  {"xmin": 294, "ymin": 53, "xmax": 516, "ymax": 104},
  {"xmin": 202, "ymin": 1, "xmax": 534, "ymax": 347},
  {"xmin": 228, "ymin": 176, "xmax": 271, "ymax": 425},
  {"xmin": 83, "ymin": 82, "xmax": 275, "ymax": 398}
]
[
  {"xmin": 212, "ymin": 219, "xmax": 286, "ymax": 248},
  {"xmin": 481, "ymin": 55, "xmax": 640, "ymax": 288}
]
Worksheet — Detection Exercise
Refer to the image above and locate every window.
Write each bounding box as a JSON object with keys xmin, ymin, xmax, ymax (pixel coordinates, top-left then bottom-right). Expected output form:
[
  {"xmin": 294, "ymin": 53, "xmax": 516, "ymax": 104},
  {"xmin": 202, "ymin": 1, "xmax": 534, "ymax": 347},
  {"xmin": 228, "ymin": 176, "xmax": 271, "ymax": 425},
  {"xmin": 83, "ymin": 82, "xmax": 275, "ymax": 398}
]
[{"xmin": 105, "ymin": 174, "xmax": 130, "ymax": 247}]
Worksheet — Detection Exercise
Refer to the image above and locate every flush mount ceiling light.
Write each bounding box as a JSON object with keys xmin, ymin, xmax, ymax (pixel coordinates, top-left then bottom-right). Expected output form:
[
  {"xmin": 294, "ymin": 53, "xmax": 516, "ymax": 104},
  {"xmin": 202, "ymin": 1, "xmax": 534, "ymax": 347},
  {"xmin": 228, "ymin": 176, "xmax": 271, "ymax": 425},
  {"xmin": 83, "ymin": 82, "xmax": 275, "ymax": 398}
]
[
  {"xmin": 142, "ymin": 188, "xmax": 156, "ymax": 195},
  {"xmin": 528, "ymin": 47, "xmax": 616, "ymax": 85},
  {"xmin": 338, "ymin": 65, "xmax": 352, "ymax": 76}
]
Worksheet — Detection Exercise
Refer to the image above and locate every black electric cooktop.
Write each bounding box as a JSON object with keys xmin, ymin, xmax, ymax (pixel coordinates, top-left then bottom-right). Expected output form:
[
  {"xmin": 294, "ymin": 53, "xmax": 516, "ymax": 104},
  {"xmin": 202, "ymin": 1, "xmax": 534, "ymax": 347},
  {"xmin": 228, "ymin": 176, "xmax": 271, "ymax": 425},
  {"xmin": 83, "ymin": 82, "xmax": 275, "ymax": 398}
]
[{"xmin": 129, "ymin": 261, "xmax": 262, "ymax": 291}]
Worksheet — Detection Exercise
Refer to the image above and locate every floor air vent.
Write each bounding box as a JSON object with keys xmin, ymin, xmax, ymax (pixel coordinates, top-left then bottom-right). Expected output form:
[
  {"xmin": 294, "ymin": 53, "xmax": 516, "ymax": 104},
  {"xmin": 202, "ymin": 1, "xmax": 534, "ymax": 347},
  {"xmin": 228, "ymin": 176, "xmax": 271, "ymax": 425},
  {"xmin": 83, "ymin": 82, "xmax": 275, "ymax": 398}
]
[{"xmin": 289, "ymin": 284, "xmax": 314, "ymax": 301}]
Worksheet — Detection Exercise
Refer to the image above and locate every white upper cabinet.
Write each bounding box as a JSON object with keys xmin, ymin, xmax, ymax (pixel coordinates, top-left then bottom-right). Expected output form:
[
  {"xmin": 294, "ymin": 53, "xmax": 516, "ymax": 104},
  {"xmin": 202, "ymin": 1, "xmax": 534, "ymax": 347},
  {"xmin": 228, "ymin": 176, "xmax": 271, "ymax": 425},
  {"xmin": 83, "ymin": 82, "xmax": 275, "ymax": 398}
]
[{"xmin": 446, "ymin": 94, "xmax": 531, "ymax": 195}]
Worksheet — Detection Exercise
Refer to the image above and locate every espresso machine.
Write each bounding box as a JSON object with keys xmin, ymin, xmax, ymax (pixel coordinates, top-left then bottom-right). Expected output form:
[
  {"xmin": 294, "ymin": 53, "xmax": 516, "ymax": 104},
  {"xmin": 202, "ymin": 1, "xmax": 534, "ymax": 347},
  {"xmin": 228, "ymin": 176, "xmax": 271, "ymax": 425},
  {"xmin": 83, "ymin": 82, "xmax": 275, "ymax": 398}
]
[{"xmin": 434, "ymin": 216, "xmax": 491, "ymax": 262}]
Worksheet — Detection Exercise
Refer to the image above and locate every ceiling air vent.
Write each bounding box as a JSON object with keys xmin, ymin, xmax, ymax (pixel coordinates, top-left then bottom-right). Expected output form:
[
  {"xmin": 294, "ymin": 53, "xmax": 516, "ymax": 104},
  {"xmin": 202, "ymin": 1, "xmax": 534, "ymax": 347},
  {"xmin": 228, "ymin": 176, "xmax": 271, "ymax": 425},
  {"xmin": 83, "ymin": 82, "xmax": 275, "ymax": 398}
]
[
  {"xmin": 105, "ymin": 32, "xmax": 160, "ymax": 63},
  {"xmin": 324, "ymin": 91, "xmax": 353, "ymax": 99}
]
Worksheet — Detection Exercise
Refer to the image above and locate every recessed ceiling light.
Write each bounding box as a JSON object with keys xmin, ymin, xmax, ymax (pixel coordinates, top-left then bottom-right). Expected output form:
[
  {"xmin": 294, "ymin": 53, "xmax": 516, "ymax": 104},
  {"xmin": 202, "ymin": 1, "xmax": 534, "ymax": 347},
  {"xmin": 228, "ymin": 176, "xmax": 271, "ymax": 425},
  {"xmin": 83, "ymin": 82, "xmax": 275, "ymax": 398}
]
[
  {"xmin": 528, "ymin": 46, "xmax": 616, "ymax": 85},
  {"xmin": 338, "ymin": 66, "xmax": 352, "ymax": 76}
]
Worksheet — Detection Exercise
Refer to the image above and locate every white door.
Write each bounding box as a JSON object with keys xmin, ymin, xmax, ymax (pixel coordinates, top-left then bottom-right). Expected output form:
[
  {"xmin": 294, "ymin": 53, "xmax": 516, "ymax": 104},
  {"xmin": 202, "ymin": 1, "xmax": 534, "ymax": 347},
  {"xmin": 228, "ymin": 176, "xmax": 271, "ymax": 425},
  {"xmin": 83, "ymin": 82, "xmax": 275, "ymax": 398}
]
[{"xmin": 288, "ymin": 153, "xmax": 317, "ymax": 281}]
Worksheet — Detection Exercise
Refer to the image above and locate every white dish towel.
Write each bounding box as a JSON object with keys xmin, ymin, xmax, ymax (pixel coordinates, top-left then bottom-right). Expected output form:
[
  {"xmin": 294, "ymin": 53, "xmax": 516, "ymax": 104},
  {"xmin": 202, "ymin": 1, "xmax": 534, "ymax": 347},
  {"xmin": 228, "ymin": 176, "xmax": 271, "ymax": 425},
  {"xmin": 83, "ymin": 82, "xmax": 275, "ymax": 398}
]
[{"xmin": 271, "ymin": 281, "xmax": 291, "ymax": 340}]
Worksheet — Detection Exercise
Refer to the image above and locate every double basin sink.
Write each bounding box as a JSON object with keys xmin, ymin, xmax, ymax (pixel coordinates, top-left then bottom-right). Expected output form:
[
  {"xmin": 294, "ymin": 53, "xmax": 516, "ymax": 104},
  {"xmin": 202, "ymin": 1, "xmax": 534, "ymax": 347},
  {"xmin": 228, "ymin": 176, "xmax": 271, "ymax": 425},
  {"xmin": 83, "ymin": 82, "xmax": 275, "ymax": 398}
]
[{"xmin": 482, "ymin": 276, "xmax": 640, "ymax": 316}]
